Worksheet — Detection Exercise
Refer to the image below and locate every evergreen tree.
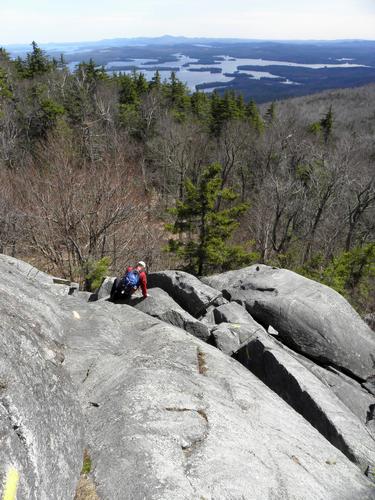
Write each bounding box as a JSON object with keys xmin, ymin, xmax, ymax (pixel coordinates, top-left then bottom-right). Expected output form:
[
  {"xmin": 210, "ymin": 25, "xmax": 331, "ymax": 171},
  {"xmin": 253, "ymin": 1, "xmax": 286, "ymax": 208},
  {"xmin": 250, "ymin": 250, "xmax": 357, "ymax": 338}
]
[
  {"xmin": 0, "ymin": 68, "xmax": 12, "ymax": 99},
  {"xmin": 75, "ymin": 59, "xmax": 107, "ymax": 83},
  {"xmin": 167, "ymin": 71, "xmax": 189, "ymax": 114},
  {"xmin": 0, "ymin": 48, "xmax": 11, "ymax": 62},
  {"xmin": 265, "ymin": 102, "xmax": 276, "ymax": 123},
  {"xmin": 236, "ymin": 94, "xmax": 246, "ymax": 119},
  {"xmin": 245, "ymin": 99, "xmax": 264, "ymax": 133},
  {"xmin": 308, "ymin": 106, "xmax": 334, "ymax": 142},
  {"xmin": 149, "ymin": 70, "xmax": 161, "ymax": 90},
  {"xmin": 118, "ymin": 74, "xmax": 139, "ymax": 106},
  {"xmin": 57, "ymin": 53, "xmax": 67, "ymax": 70},
  {"xmin": 221, "ymin": 90, "xmax": 240, "ymax": 121},
  {"xmin": 25, "ymin": 83, "xmax": 65, "ymax": 140},
  {"xmin": 136, "ymin": 72, "xmax": 149, "ymax": 96},
  {"xmin": 210, "ymin": 91, "xmax": 242, "ymax": 136},
  {"xmin": 166, "ymin": 163, "xmax": 254, "ymax": 275},
  {"xmin": 16, "ymin": 41, "xmax": 56, "ymax": 78},
  {"xmin": 190, "ymin": 91, "xmax": 210, "ymax": 121},
  {"xmin": 320, "ymin": 106, "xmax": 334, "ymax": 143},
  {"xmin": 209, "ymin": 91, "xmax": 223, "ymax": 135}
]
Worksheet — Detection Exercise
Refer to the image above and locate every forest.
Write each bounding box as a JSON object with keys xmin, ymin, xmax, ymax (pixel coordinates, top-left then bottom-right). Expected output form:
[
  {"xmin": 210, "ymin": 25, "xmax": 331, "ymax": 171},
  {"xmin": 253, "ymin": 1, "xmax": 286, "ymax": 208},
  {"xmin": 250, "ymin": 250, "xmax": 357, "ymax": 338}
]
[{"xmin": 0, "ymin": 43, "xmax": 374, "ymax": 312}]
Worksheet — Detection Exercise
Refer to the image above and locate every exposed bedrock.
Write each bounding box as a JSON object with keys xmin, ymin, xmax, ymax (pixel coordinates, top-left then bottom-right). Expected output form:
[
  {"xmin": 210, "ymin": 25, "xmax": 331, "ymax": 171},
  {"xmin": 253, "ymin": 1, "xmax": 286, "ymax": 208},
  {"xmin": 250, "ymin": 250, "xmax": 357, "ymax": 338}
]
[
  {"xmin": 202, "ymin": 264, "xmax": 375, "ymax": 381},
  {"xmin": 129, "ymin": 287, "xmax": 211, "ymax": 341},
  {"xmin": 0, "ymin": 256, "xmax": 84, "ymax": 500},
  {"xmin": 232, "ymin": 328, "xmax": 375, "ymax": 475},
  {"xmin": 1, "ymin": 255, "xmax": 375, "ymax": 499},
  {"xmin": 148, "ymin": 270, "xmax": 223, "ymax": 317},
  {"xmin": 210, "ymin": 321, "xmax": 263, "ymax": 355},
  {"xmin": 62, "ymin": 299, "xmax": 375, "ymax": 499}
]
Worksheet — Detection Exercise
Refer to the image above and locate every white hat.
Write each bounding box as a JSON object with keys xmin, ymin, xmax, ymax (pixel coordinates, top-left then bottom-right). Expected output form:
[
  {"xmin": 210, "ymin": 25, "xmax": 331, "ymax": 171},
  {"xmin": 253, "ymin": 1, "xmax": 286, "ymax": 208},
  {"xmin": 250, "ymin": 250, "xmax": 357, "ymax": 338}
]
[{"xmin": 137, "ymin": 261, "xmax": 146, "ymax": 269}]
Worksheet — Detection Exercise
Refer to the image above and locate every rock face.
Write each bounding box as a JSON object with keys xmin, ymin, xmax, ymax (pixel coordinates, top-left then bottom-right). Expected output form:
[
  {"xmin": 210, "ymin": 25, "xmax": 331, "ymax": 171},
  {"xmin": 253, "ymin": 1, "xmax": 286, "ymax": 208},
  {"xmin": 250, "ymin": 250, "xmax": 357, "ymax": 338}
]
[
  {"xmin": 129, "ymin": 288, "xmax": 211, "ymax": 341},
  {"xmin": 203, "ymin": 265, "xmax": 375, "ymax": 381},
  {"xmin": 0, "ymin": 256, "xmax": 84, "ymax": 500},
  {"xmin": 0, "ymin": 254, "xmax": 54, "ymax": 285},
  {"xmin": 148, "ymin": 270, "xmax": 222, "ymax": 317},
  {"xmin": 234, "ymin": 329, "xmax": 375, "ymax": 473},
  {"xmin": 288, "ymin": 353, "xmax": 375, "ymax": 435},
  {"xmin": 96, "ymin": 276, "xmax": 116, "ymax": 300},
  {"xmin": 1, "ymin": 255, "xmax": 375, "ymax": 499},
  {"xmin": 62, "ymin": 300, "xmax": 375, "ymax": 500},
  {"xmin": 211, "ymin": 301, "xmax": 256, "ymax": 325},
  {"xmin": 211, "ymin": 321, "xmax": 264, "ymax": 355}
]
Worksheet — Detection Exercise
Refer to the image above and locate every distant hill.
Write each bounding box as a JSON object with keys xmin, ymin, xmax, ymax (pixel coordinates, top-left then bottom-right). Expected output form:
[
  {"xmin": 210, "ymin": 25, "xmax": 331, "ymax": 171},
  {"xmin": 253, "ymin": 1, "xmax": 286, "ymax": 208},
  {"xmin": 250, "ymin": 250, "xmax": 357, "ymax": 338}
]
[
  {"xmin": 5, "ymin": 37, "xmax": 375, "ymax": 102},
  {"xmin": 262, "ymin": 83, "xmax": 375, "ymax": 131}
]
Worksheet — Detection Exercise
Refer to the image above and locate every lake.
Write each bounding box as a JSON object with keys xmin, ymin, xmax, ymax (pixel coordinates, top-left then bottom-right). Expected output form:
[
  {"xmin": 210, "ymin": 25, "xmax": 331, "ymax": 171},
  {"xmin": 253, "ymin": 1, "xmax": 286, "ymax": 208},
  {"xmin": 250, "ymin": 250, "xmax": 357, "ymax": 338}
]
[{"xmin": 69, "ymin": 53, "xmax": 367, "ymax": 91}]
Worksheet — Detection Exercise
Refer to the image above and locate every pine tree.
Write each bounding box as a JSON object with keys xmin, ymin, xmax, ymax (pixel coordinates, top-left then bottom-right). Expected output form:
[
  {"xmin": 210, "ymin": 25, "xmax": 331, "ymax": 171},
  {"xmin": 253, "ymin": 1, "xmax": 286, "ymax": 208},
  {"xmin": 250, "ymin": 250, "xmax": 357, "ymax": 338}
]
[
  {"xmin": 13, "ymin": 42, "xmax": 57, "ymax": 78},
  {"xmin": 210, "ymin": 90, "xmax": 223, "ymax": 135},
  {"xmin": 0, "ymin": 68, "xmax": 12, "ymax": 99},
  {"xmin": 210, "ymin": 91, "xmax": 243, "ymax": 135},
  {"xmin": 320, "ymin": 106, "xmax": 333, "ymax": 143},
  {"xmin": 136, "ymin": 72, "xmax": 149, "ymax": 96},
  {"xmin": 166, "ymin": 163, "xmax": 254, "ymax": 275},
  {"xmin": 190, "ymin": 91, "xmax": 210, "ymax": 121},
  {"xmin": 75, "ymin": 59, "xmax": 107, "ymax": 83},
  {"xmin": 236, "ymin": 94, "xmax": 246, "ymax": 119},
  {"xmin": 246, "ymin": 99, "xmax": 264, "ymax": 133},
  {"xmin": 265, "ymin": 102, "xmax": 276, "ymax": 123},
  {"xmin": 167, "ymin": 71, "xmax": 189, "ymax": 114},
  {"xmin": 221, "ymin": 90, "xmax": 240, "ymax": 121},
  {"xmin": 118, "ymin": 74, "xmax": 139, "ymax": 106},
  {"xmin": 149, "ymin": 70, "xmax": 161, "ymax": 90},
  {"xmin": 0, "ymin": 48, "xmax": 10, "ymax": 62}
]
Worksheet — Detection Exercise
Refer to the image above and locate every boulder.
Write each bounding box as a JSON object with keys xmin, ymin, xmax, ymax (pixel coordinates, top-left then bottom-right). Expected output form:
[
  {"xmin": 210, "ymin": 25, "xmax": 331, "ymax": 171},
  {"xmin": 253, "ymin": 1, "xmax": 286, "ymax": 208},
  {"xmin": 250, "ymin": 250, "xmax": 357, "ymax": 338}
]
[
  {"xmin": 211, "ymin": 321, "xmax": 263, "ymax": 356},
  {"xmin": 129, "ymin": 288, "xmax": 211, "ymax": 341},
  {"xmin": 148, "ymin": 270, "xmax": 222, "ymax": 317},
  {"xmin": 62, "ymin": 299, "xmax": 375, "ymax": 499},
  {"xmin": 0, "ymin": 258, "xmax": 84, "ymax": 500},
  {"xmin": 96, "ymin": 276, "xmax": 116, "ymax": 300},
  {"xmin": 212, "ymin": 301, "xmax": 256, "ymax": 325},
  {"xmin": 234, "ymin": 330, "xmax": 375, "ymax": 474},
  {"xmin": 203, "ymin": 265, "xmax": 375, "ymax": 381},
  {"xmin": 200, "ymin": 305, "xmax": 216, "ymax": 324}
]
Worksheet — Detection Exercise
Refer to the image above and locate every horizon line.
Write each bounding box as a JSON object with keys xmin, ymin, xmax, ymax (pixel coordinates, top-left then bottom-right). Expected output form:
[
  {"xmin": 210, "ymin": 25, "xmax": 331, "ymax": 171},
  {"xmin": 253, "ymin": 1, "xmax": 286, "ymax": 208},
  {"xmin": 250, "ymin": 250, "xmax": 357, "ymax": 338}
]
[{"xmin": 3, "ymin": 34, "xmax": 375, "ymax": 47}]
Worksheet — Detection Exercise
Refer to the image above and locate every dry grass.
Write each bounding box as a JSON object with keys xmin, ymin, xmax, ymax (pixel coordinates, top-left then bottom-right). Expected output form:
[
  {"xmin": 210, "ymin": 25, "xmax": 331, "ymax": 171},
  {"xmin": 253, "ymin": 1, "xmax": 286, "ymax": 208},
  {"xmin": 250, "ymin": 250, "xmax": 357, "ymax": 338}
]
[
  {"xmin": 74, "ymin": 476, "xmax": 99, "ymax": 500},
  {"xmin": 74, "ymin": 449, "xmax": 99, "ymax": 500}
]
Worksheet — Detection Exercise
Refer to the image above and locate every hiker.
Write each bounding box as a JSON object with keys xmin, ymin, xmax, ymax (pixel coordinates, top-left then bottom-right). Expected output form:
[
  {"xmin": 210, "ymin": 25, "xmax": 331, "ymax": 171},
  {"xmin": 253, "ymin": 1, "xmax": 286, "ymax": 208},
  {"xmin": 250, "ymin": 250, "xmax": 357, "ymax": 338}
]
[{"xmin": 111, "ymin": 261, "xmax": 148, "ymax": 300}]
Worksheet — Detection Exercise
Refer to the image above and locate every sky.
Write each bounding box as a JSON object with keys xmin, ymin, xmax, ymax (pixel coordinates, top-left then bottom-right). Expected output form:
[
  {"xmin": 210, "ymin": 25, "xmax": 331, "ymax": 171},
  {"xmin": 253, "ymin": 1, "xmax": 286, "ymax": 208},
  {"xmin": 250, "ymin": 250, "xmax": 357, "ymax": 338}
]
[{"xmin": 1, "ymin": 0, "xmax": 375, "ymax": 45}]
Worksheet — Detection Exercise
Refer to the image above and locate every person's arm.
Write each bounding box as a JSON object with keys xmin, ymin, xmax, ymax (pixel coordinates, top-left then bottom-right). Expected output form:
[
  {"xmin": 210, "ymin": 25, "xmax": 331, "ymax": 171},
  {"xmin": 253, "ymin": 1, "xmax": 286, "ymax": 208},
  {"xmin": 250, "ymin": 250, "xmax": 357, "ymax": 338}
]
[{"xmin": 139, "ymin": 271, "xmax": 148, "ymax": 298}]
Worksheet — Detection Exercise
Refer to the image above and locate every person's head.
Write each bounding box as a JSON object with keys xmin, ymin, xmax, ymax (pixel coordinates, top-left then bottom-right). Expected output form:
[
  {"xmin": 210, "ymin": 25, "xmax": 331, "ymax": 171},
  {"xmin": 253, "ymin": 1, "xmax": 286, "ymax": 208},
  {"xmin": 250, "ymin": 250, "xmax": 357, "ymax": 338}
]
[{"xmin": 136, "ymin": 260, "xmax": 146, "ymax": 271}]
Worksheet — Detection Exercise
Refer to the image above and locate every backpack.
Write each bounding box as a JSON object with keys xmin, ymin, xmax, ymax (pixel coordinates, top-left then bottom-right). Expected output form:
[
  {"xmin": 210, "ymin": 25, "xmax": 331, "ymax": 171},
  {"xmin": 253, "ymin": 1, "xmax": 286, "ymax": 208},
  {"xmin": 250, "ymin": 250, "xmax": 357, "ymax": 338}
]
[
  {"xmin": 123, "ymin": 269, "xmax": 140, "ymax": 289},
  {"xmin": 110, "ymin": 269, "xmax": 141, "ymax": 301},
  {"xmin": 116, "ymin": 269, "xmax": 139, "ymax": 297}
]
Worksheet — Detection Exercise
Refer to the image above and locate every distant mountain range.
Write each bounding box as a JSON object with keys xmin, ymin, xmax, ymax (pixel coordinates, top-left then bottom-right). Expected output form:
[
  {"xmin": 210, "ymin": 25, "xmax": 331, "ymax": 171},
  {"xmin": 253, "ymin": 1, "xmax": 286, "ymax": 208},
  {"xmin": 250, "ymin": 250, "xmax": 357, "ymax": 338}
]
[{"xmin": 5, "ymin": 35, "xmax": 375, "ymax": 54}]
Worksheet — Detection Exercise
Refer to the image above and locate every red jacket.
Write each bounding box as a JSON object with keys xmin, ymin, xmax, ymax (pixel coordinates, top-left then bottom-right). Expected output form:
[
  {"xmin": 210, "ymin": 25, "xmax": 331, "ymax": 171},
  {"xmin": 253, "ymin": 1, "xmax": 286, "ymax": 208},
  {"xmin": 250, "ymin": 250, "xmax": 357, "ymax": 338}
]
[{"xmin": 126, "ymin": 266, "xmax": 148, "ymax": 298}]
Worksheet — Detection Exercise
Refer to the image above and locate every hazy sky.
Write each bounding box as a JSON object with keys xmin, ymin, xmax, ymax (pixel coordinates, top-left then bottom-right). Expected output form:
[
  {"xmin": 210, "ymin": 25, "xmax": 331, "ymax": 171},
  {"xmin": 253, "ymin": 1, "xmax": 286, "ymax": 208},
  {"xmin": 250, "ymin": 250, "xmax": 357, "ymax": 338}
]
[{"xmin": 1, "ymin": 0, "xmax": 375, "ymax": 44}]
